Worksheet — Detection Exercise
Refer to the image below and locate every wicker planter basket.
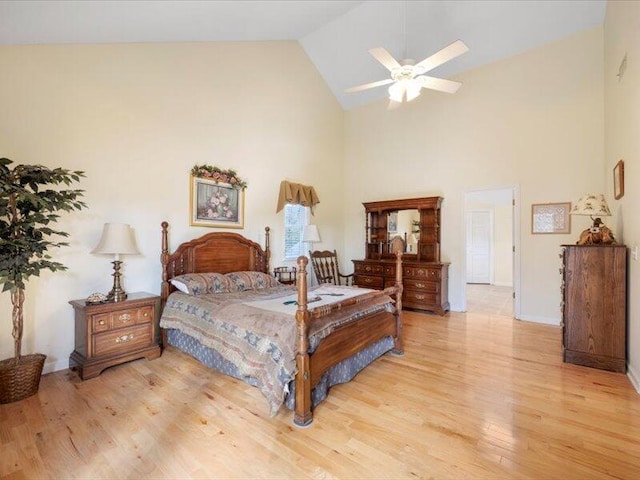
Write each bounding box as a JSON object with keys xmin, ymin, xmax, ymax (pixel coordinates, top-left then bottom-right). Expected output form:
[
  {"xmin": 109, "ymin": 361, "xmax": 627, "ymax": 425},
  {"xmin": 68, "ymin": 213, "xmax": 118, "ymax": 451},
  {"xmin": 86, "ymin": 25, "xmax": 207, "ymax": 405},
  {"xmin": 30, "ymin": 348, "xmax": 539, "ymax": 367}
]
[{"xmin": 0, "ymin": 353, "xmax": 46, "ymax": 404}]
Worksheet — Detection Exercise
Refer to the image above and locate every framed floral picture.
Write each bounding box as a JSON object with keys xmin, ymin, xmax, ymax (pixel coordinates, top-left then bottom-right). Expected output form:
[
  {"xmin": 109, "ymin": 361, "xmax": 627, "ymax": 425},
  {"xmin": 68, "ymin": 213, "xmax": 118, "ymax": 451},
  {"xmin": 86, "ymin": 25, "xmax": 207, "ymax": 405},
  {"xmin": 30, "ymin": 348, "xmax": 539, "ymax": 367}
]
[
  {"xmin": 190, "ymin": 176, "xmax": 245, "ymax": 228},
  {"xmin": 531, "ymin": 202, "xmax": 571, "ymax": 234}
]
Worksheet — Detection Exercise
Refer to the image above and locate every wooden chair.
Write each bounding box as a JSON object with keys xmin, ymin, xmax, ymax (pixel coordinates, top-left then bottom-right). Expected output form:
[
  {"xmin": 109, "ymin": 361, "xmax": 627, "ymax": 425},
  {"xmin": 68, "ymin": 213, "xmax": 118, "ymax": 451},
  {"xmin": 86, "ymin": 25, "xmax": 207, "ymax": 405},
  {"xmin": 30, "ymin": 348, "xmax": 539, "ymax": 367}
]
[{"xmin": 308, "ymin": 250, "xmax": 354, "ymax": 286}]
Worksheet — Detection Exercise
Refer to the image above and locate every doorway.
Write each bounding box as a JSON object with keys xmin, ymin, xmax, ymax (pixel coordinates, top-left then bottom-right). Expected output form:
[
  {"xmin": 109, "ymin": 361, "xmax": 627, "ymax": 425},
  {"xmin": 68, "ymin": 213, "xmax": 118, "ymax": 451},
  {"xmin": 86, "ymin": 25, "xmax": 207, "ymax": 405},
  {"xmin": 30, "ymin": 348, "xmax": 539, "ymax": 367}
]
[{"xmin": 463, "ymin": 187, "xmax": 519, "ymax": 318}]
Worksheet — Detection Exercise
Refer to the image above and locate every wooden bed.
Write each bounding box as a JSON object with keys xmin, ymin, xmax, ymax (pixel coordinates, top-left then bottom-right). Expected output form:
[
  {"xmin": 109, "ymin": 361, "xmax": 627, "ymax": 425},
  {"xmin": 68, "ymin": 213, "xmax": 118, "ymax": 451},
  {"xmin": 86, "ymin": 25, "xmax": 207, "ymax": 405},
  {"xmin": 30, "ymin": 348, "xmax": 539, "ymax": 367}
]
[{"xmin": 160, "ymin": 221, "xmax": 403, "ymax": 426}]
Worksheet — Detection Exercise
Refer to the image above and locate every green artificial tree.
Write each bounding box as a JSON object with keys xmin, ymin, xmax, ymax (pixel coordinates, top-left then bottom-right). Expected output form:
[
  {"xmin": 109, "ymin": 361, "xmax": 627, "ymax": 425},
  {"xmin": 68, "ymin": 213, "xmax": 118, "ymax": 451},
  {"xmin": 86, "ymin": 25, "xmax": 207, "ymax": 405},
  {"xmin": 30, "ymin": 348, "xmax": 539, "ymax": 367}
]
[{"xmin": 0, "ymin": 157, "xmax": 85, "ymax": 402}]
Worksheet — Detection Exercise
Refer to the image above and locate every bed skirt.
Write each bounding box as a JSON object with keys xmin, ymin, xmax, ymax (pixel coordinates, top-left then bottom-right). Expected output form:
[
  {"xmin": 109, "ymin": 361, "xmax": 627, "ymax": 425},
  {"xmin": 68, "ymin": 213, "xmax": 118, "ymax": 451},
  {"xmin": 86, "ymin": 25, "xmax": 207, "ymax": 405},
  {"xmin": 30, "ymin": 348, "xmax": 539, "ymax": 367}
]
[{"xmin": 166, "ymin": 328, "xmax": 394, "ymax": 413}]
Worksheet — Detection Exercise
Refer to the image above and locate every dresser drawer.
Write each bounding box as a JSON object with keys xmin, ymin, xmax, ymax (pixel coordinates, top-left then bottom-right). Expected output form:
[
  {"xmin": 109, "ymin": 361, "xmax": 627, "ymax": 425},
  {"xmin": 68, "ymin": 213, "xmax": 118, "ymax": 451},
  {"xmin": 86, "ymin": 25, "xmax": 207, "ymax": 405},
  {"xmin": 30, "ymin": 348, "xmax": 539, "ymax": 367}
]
[
  {"xmin": 404, "ymin": 290, "xmax": 438, "ymax": 306},
  {"xmin": 404, "ymin": 266, "xmax": 440, "ymax": 280},
  {"xmin": 355, "ymin": 263, "xmax": 384, "ymax": 275},
  {"xmin": 383, "ymin": 265, "xmax": 396, "ymax": 276},
  {"xmin": 354, "ymin": 275, "xmax": 384, "ymax": 289},
  {"xmin": 404, "ymin": 279, "xmax": 439, "ymax": 292},
  {"xmin": 93, "ymin": 324, "xmax": 153, "ymax": 357},
  {"xmin": 110, "ymin": 308, "xmax": 139, "ymax": 329}
]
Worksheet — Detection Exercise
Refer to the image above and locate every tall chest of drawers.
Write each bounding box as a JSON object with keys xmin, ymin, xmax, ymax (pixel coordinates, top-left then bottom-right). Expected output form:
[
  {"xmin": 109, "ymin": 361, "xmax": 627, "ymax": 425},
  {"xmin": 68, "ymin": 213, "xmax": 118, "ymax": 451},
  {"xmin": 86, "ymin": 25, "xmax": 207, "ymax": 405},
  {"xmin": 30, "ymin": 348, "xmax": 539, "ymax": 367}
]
[
  {"xmin": 69, "ymin": 292, "xmax": 161, "ymax": 379},
  {"xmin": 353, "ymin": 259, "xmax": 450, "ymax": 315},
  {"xmin": 561, "ymin": 245, "xmax": 626, "ymax": 372}
]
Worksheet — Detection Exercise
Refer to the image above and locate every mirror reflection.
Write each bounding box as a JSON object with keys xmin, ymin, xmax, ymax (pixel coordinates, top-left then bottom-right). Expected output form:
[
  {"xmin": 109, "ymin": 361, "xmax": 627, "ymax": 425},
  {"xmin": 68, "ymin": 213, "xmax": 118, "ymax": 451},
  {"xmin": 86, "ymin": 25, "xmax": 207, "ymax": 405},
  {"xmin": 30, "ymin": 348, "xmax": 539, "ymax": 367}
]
[{"xmin": 388, "ymin": 209, "xmax": 420, "ymax": 253}]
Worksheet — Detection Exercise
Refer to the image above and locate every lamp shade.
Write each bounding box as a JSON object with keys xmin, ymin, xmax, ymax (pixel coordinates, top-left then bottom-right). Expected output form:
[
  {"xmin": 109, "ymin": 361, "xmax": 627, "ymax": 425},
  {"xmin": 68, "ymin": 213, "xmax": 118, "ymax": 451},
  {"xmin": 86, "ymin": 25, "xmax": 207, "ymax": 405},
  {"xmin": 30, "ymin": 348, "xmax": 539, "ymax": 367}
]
[
  {"xmin": 570, "ymin": 194, "xmax": 612, "ymax": 217},
  {"xmin": 302, "ymin": 224, "xmax": 321, "ymax": 243},
  {"xmin": 91, "ymin": 223, "xmax": 140, "ymax": 255}
]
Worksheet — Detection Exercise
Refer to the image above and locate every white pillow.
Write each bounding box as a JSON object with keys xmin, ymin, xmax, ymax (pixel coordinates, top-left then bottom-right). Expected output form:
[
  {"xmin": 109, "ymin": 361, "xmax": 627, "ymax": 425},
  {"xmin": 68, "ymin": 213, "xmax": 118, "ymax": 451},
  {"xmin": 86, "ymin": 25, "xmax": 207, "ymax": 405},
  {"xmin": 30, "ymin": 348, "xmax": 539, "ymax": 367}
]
[{"xmin": 170, "ymin": 278, "xmax": 190, "ymax": 294}]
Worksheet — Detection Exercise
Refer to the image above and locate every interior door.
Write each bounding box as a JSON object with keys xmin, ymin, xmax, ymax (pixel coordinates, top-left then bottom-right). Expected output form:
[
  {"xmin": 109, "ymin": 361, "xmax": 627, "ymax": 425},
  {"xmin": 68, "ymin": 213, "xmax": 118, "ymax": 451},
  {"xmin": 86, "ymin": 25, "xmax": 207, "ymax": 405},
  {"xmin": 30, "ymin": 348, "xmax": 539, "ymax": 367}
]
[{"xmin": 466, "ymin": 210, "xmax": 491, "ymax": 284}]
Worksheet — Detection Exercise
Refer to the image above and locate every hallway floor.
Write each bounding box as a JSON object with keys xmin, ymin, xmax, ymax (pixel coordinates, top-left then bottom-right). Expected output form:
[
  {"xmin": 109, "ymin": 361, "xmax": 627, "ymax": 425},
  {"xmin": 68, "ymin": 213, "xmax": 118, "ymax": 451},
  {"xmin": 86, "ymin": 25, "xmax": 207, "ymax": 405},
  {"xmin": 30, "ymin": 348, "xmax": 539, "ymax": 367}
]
[{"xmin": 466, "ymin": 283, "xmax": 513, "ymax": 317}]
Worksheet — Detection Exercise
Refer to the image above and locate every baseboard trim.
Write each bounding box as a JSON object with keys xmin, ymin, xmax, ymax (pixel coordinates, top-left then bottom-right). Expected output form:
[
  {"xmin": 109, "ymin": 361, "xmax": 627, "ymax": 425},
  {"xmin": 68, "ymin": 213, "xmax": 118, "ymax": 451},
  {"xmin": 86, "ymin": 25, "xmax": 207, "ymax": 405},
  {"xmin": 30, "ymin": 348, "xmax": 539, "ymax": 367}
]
[
  {"xmin": 628, "ymin": 363, "xmax": 640, "ymax": 393},
  {"xmin": 43, "ymin": 358, "xmax": 68, "ymax": 375},
  {"xmin": 517, "ymin": 314, "xmax": 561, "ymax": 326}
]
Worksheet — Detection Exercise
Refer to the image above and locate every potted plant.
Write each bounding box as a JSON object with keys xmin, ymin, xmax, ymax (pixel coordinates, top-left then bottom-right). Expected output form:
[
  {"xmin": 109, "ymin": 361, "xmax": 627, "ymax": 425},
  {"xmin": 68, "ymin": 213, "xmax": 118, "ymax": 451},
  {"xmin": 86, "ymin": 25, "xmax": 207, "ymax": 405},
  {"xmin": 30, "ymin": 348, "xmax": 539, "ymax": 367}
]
[{"xmin": 0, "ymin": 158, "xmax": 85, "ymax": 403}]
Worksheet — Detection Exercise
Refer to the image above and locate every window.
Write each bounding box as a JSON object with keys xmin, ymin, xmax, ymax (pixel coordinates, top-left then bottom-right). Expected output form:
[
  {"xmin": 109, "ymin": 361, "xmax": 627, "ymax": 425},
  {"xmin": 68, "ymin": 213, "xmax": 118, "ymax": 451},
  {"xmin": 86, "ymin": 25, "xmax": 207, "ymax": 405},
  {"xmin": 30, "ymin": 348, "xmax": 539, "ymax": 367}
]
[{"xmin": 284, "ymin": 204, "xmax": 309, "ymax": 260}]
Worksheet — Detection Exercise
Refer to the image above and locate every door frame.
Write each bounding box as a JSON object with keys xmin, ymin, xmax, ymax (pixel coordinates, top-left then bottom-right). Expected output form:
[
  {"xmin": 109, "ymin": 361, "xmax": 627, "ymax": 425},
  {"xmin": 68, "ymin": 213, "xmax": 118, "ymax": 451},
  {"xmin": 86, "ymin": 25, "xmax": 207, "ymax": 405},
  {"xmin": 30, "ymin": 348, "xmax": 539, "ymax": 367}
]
[
  {"xmin": 466, "ymin": 209, "xmax": 494, "ymax": 285},
  {"xmin": 462, "ymin": 185, "xmax": 521, "ymax": 318}
]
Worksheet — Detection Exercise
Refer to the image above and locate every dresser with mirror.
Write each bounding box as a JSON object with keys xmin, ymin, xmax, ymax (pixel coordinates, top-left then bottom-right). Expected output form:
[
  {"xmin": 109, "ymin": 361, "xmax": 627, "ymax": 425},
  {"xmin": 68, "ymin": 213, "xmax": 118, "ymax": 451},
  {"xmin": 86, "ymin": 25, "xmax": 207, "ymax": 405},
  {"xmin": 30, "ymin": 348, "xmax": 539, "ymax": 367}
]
[{"xmin": 352, "ymin": 196, "xmax": 450, "ymax": 315}]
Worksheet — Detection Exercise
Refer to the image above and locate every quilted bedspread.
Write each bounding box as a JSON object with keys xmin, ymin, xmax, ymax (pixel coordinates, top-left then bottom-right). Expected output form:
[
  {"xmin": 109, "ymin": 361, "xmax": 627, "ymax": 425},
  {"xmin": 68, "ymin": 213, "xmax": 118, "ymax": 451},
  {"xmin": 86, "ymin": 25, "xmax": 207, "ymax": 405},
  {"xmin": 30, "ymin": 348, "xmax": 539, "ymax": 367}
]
[{"xmin": 159, "ymin": 285, "xmax": 395, "ymax": 415}]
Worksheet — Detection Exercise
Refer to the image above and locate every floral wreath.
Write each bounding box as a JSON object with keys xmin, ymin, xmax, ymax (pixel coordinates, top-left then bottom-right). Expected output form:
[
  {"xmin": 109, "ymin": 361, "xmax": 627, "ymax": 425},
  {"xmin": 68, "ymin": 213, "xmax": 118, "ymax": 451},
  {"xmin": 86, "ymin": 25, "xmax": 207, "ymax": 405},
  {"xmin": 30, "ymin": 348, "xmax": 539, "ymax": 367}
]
[{"xmin": 191, "ymin": 165, "xmax": 247, "ymax": 190}]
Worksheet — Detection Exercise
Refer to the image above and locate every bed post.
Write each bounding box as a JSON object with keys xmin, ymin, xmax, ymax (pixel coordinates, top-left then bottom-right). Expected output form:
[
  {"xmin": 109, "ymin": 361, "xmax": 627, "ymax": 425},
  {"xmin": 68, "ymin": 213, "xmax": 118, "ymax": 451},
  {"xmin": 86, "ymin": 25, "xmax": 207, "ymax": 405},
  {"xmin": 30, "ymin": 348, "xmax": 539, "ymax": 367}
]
[
  {"xmin": 160, "ymin": 221, "xmax": 170, "ymax": 350},
  {"xmin": 294, "ymin": 255, "xmax": 313, "ymax": 427},
  {"xmin": 264, "ymin": 226, "xmax": 271, "ymax": 273},
  {"xmin": 393, "ymin": 250, "xmax": 404, "ymax": 355}
]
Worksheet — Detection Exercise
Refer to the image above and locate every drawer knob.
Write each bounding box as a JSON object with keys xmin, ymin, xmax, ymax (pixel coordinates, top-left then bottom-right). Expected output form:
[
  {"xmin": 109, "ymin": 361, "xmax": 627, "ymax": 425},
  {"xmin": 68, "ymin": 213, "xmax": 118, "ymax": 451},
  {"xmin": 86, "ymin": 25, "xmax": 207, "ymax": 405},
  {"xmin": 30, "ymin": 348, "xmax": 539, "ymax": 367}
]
[
  {"xmin": 143, "ymin": 312, "xmax": 149, "ymax": 317},
  {"xmin": 115, "ymin": 333, "xmax": 134, "ymax": 344},
  {"xmin": 119, "ymin": 313, "xmax": 132, "ymax": 322},
  {"xmin": 99, "ymin": 319, "xmax": 106, "ymax": 326}
]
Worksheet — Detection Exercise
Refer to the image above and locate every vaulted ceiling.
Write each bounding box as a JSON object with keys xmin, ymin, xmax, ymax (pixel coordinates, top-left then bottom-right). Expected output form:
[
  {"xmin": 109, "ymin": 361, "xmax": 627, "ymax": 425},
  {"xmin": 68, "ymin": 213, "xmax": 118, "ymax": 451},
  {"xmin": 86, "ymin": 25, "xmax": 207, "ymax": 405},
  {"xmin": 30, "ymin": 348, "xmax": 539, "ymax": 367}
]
[{"xmin": 0, "ymin": 0, "xmax": 606, "ymax": 110}]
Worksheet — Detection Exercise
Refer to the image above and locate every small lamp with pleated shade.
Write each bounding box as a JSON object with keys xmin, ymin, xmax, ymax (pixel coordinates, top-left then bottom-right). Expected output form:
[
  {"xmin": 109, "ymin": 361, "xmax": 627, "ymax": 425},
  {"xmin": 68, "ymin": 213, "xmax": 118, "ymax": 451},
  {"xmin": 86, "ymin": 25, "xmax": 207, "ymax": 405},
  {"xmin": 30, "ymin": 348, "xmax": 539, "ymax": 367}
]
[
  {"xmin": 92, "ymin": 223, "xmax": 140, "ymax": 301},
  {"xmin": 570, "ymin": 194, "xmax": 616, "ymax": 245}
]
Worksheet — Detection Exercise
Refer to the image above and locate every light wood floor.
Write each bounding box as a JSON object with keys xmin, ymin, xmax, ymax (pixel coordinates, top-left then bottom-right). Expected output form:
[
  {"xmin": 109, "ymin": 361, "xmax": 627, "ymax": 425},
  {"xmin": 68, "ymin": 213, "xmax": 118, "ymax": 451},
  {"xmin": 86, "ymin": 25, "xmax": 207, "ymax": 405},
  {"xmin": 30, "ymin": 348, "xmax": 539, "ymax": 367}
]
[
  {"xmin": 467, "ymin": 284, "xmax": 513, "ymax": 317},
  {"xmin": 2, "ymin": 310, "xmax": 639, "ymax": 479}
]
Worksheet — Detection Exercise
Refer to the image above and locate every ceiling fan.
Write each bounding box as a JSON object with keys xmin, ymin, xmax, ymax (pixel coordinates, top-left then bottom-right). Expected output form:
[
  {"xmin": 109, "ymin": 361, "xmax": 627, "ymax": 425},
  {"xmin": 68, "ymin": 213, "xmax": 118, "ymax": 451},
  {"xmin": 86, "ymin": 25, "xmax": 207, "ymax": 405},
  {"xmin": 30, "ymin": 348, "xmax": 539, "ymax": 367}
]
[{"xmin": 345, "ymin": 39, "xmax": 469, "ymax": 103}]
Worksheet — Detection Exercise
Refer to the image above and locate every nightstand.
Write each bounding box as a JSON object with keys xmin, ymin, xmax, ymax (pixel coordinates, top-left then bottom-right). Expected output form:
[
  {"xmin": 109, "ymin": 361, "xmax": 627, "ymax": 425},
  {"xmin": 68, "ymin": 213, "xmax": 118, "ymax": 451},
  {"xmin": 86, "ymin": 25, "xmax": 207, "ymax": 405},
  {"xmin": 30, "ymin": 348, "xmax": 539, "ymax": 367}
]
[
  {"xmin": 274, "ymin": 266, "xmax": 297, "ymax": 285},
  {"xmin": 69, "ymin": 292, "xmax": 161, "ymax": 380}
]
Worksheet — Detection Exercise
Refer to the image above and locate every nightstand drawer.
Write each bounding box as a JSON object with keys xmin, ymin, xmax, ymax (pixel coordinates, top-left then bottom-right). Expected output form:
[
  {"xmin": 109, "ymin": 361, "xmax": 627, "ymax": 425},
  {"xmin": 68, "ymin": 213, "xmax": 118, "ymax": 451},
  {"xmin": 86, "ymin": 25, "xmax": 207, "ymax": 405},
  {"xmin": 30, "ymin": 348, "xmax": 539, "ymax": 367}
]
[
  {"xmin": 136, "ymin": 306, "xmax": 154, "ymax": 325},
  {"xmin": 92, "ymin": 313, "xmax": 110, "ymax": 333},
  {"xmin": 110, "ymin": 308, "xmax": 139, "ymax": 329},
  {"xmin": 93, "ymin": 324, "xmax": 152, "ymax": 357}
]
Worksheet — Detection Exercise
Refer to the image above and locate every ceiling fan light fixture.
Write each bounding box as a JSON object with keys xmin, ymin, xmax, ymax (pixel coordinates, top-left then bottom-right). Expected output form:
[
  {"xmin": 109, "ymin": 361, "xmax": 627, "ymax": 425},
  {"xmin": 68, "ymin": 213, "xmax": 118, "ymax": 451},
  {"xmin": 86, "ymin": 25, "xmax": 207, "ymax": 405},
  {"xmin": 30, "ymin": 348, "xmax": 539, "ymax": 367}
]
[
  {"xmin": 388, "ymin": 82, "xmax": 405, "ymax": 102},
  {"xmin": 405, "ymin": 79, "xmax": 422, "ymax": 101}
]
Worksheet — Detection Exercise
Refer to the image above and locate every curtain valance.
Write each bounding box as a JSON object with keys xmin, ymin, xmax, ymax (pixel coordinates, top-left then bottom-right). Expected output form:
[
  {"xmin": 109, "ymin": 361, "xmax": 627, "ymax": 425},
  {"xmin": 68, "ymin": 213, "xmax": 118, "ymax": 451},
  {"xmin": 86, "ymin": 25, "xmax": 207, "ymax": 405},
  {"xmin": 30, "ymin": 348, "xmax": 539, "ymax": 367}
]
[{"xmin": 276, "ymin": 180, "xmax": 320, "ymax": 214}]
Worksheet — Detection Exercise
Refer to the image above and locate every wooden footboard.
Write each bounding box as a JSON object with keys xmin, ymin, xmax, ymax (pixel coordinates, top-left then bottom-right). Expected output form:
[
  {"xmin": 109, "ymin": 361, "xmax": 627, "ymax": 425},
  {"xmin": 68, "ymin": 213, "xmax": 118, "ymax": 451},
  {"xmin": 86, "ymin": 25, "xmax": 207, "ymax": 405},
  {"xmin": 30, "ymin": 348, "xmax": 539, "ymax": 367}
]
[{"xmin": 293, "ymin": 252, "xmax": 403, "ymax": 426}]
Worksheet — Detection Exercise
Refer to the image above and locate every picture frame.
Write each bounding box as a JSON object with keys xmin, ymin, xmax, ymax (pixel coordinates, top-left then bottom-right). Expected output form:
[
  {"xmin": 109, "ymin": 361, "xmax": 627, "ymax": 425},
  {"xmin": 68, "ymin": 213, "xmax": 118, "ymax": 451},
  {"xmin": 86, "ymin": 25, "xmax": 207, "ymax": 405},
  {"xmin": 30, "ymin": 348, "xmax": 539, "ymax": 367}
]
[
  {"xmin": 190, "ymin": 175, "xmax": 245, "ymax": 228},
  {"xmin": 388, "ymin": 211, "xmax": 398, "ymax": 234},
  {"xmin": 614, "ymin": 159, "xmax": 624, "ymax": 200},
  {"xmin": 531, "ymin": 202, "xmax": 571, "ymax": 234}
]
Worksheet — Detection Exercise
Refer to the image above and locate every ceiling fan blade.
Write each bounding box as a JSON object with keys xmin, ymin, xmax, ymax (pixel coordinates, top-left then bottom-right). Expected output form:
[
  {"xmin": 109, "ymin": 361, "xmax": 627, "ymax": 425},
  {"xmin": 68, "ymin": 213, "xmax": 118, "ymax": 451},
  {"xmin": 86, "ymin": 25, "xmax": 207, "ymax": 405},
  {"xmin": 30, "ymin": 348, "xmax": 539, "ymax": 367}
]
[
  {"xmin": 414, "ymin": 40, "xmax": 469, "ymax": 73},
  {"xmin": 369, "ymin": 47, "xmax": 402, "ymax": 71},
  {"xmin": 345, "ymin": 78, "xmax": 394, "ymax": 93},
  {"xmin": 417, "ymin": 75, "xmax": 462, "ymax": 94}
]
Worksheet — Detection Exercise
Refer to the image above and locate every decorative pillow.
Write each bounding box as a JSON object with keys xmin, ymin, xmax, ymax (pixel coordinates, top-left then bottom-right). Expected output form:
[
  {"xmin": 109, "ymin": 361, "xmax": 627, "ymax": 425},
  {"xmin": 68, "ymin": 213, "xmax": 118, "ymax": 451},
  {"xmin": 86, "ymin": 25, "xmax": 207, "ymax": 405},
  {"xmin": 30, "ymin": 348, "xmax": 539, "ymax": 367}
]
[
  {"xmin": 225, "ymin": 271, "xmax": 280, "ymax": 291},
  {"xmin": 170, "ymin": 273, "xmax": 231, "ymax": 295}
]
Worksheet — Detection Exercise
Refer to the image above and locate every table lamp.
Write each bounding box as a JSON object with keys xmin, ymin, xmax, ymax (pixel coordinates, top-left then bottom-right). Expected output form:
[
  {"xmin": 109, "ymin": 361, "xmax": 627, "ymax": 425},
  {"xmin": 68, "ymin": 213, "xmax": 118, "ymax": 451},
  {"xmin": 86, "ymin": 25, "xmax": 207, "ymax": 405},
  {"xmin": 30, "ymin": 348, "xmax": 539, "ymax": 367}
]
[
  {"xmin": 302, "ymin": 224, "xmax": 321, "ymax": 252},
  {"xmin": 92, "ymin": 223, "xmax": 140, "ymax": 301},
  {"xmin": 570, "ymin": 194, "xmax": 615, "ymax": 245}
]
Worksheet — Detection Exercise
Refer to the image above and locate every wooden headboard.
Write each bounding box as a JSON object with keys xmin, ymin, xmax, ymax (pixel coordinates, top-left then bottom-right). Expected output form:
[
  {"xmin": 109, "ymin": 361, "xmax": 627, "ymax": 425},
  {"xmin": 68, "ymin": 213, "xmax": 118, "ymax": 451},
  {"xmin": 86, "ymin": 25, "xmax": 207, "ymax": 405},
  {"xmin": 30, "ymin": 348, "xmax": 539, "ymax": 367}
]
[{"xmin": 160, "ymin": 221, "xmax": 271, "ymax": 304}]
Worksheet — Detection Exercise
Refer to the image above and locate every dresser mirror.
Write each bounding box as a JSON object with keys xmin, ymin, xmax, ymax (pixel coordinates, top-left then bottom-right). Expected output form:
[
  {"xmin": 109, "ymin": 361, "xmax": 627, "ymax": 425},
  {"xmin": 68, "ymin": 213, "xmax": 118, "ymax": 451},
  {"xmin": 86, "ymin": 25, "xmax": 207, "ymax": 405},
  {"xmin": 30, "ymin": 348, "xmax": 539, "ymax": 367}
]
[{"xmin": 388, "ymin": 209, "xmax": 420, "ymax": 253}]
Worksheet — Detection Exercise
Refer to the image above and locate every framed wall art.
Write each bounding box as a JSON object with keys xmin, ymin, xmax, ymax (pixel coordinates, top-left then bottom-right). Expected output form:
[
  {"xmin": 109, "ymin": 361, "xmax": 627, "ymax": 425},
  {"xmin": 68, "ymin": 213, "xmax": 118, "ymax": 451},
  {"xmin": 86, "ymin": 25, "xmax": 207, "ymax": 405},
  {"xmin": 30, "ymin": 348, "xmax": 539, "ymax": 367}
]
[
  {"xmin": 190, "ymin": 175, "xmax": 245, "ymax": 228},
  {"xmin": 614, "ymin": 160, "xmax": 624, "ymax": 200},
  {"xmin": 531, "ymin": 202, "xmax": 571, "ymax": 234},
  {"xmin": 388, "ymin": 211, "xmax": 398, "ymax": 234}
]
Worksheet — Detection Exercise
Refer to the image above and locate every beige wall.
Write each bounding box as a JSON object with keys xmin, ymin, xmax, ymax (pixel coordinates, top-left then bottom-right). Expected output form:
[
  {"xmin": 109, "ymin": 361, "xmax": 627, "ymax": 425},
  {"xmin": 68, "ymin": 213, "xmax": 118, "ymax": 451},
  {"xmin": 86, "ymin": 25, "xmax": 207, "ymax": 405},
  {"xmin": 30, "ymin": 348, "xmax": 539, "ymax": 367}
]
[
  {"xmin": 0, "ymin": 42, "xmax": 344, "ymax": 372},
  {"xmin": 344, "ymin": 27, "xmax": 605, "ymax": 322},
  {"xmin": 604, "ymin": 1, "xmax": 640, "ymax": 388}
]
